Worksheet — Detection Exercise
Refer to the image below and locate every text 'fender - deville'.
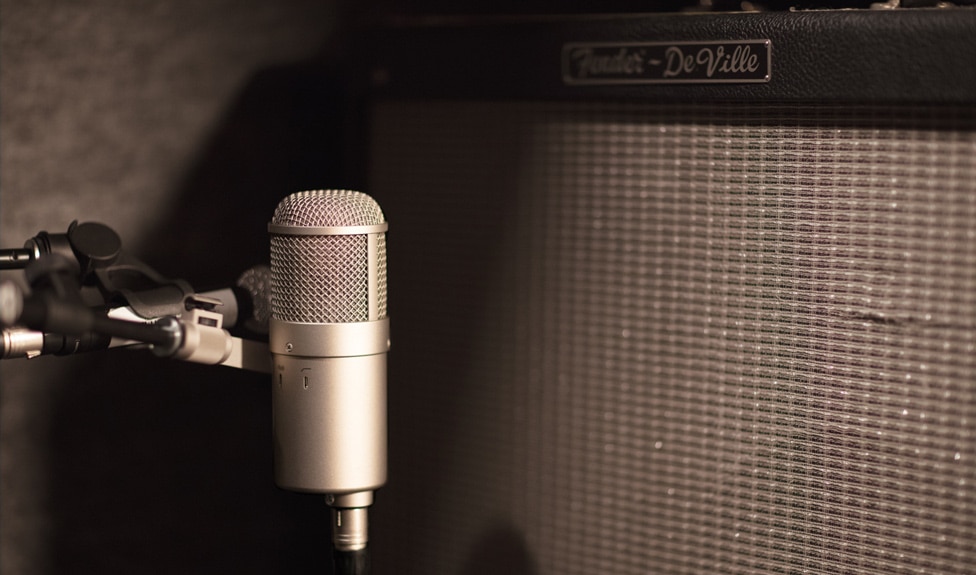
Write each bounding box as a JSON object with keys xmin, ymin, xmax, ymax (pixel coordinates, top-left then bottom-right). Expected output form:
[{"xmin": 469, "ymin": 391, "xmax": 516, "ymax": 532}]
[{"xmin": 563, "ymin": 40, "xmax": 771, "ymax": 85}]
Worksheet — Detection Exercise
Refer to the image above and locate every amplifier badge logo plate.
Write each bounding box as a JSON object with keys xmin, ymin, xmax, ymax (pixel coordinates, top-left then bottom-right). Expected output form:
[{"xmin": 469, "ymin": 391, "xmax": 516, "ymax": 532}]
[{"xmin": 563, "ymin": 40, "xmax": 771, "ymax": 85}]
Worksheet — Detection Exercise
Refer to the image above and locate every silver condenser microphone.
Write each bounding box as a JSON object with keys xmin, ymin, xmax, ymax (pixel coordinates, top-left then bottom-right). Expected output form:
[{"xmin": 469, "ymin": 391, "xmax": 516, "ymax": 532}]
[{"xmin": 269, "ymin": 190, "xmax": 389, "ymax": 556}]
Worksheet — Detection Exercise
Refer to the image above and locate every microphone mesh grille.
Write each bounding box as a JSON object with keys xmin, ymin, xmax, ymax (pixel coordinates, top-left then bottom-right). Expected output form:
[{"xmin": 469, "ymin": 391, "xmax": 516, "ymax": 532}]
[
  {"xmin": 271, "ymin": 189, "xmax": 386, "ymax": 228},
  {"xmin": 270, "ymin": 190, "xmax": 387, "ymax": 323},
  {"xmin": 236, "ymin": 264, "xmax": 272, "ymax": 331}
]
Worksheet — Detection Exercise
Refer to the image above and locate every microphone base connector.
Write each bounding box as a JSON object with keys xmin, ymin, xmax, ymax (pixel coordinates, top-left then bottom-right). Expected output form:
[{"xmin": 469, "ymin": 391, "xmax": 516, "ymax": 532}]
[{"xmin": 327, "ymin": 491, "xmax": 372, "ymax": 552}]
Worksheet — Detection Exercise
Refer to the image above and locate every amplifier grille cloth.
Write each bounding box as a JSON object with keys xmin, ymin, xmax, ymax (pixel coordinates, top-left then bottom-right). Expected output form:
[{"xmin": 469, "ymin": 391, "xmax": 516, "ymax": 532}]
[{"xmin": 368, "ymin": 102, "xmax": 976, "ymax": 575}]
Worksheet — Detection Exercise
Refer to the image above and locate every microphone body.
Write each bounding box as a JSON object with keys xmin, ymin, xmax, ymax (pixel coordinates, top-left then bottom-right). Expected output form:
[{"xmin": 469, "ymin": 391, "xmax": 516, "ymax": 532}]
[
  {"xmin": 268, "ymin": 190, "xmax": 389, "ymax": 530},
  {"xmin": 269, "ymin": 323, "xmax": 388, "ymax": 495}
]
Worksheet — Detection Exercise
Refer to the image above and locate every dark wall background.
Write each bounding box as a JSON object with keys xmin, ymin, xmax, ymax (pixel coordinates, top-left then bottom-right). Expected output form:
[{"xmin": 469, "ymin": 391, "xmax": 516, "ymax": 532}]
[
  {"xmin": 0, "ymin": 2, "xmax": 354, "ymax": 573},
  {"xmin": 0, "ymin": 3, "xmax": 668, "ymax": 573},
  {"xmin": 1, "ymin": 1, "xmax": 870, "ymax": 573}
]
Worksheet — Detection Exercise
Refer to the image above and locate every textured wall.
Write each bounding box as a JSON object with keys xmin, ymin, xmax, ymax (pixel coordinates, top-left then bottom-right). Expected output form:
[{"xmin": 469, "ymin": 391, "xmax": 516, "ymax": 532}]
[{"xmin": 0, "ymin": 2, "xmax": 345, "ymax": 573}]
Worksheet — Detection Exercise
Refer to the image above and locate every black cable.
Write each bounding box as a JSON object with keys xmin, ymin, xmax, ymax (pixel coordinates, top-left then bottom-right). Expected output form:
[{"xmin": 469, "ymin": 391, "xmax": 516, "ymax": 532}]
[
  {"xmin": 333, "ymin": 547, "xmax": 370, "ymax": 575},
  {"xmin": 11, "ymin": 289, "xmax": 175, "ymax": 347}
]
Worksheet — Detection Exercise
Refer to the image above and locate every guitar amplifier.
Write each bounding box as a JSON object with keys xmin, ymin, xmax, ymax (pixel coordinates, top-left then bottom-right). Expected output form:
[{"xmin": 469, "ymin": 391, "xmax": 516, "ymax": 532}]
[{"xmin": 348, "ymin": 7, "xmax": 976, "ymax": 574}]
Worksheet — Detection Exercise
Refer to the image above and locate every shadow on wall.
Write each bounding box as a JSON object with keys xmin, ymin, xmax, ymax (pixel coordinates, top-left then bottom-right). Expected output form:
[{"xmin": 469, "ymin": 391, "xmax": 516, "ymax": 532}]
[
  {"xmin": 42, "ymin": 54, "xmax": 360, "ymax": 574},
  {"xmin": 39, "ymin": 9, "xmax": 545, "ymax": 575},
  {"xmin": 139, "ymin": 57, "xmax": 362, "ymax": 285}
]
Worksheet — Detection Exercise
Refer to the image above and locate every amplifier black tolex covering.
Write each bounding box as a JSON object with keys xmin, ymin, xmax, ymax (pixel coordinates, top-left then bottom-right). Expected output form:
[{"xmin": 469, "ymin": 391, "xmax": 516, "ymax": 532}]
[{"xmin": 351, "ymin": 8, "xmax": 976, "ymax": 575}]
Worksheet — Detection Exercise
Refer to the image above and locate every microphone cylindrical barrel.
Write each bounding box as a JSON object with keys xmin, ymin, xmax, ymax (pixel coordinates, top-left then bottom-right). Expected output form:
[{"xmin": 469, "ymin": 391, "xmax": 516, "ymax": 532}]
[
  {"xmin": 272, "ymin": 353, "xmax": 387, "ymax": 493},
  {"xmin": 268, "ymin": 190, "xmax": 389, "ymax": 495}
]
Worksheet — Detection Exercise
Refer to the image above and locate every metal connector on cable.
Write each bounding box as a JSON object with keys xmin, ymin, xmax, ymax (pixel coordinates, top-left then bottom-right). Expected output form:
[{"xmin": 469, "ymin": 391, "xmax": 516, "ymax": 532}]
[
  {"xmin": 151, "ymin": 307, "xmax": 233, "ymax": 365},
  {"xmin": 0, "ymin": 279, "xmax": 176, "ymax": 349},
  {"xmin": 1, "ymin": 327, "xmax": 45, "ymax": 359},
  {"xmin": 328, "ymin": 491, "xmax": 373, "ymax": 575},
  {"xmin": 327, "ymin": 491, "xmax": 372, "ymax": 552}
]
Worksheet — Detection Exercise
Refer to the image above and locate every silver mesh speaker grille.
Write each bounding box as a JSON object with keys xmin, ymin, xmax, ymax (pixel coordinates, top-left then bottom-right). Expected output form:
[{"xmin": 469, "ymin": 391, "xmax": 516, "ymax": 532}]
[
  {"xmin": 369, "ymin": 102, "xmax": 976, "ymax": 575},
  {"xmin": 270, "ymin": 190, "xmax": 387, "ymax": 323}
]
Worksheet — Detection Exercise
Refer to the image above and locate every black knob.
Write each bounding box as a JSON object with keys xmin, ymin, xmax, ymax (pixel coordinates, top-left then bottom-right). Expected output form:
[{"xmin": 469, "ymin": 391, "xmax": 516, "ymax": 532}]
[{"xmin": 67, "ymin": 222, "xmax": 122, "ymax": 274}]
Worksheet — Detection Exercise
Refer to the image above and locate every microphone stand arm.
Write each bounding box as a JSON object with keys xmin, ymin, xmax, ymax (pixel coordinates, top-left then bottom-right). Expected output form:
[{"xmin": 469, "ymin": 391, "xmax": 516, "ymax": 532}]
[
  {"xmin": 2, "ymin": 222, "xmax": 270, "ymax": 372},
  {"xmin": 1, "ymin": 279, "xmax": 270, "ymax": 373}
]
